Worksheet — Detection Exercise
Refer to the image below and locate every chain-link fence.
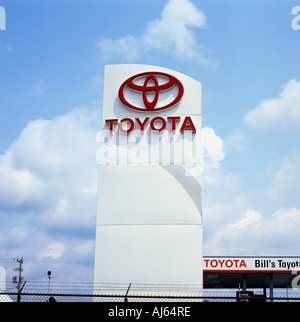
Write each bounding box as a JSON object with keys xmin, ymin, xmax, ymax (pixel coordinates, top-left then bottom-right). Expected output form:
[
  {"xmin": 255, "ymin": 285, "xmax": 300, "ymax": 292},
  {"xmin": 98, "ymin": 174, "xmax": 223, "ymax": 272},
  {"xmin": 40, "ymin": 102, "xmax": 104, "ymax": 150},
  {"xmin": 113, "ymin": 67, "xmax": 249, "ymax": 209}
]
[
  {"xmin": 1, "ymin": 292, "xmax": 300, "ymax": 302},
  {"xmin": 2, "ymin": 281, "xmax": 300, "ymax": 302}
]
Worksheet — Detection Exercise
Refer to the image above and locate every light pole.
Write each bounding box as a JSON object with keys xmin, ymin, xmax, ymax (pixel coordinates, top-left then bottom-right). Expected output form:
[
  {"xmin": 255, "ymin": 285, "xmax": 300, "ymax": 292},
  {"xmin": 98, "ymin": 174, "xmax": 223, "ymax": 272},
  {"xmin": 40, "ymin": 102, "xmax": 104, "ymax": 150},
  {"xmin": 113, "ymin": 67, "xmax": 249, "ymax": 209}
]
[{"xmin": 47, "ymin": 271, "xmax": 51, "ymax": 295}]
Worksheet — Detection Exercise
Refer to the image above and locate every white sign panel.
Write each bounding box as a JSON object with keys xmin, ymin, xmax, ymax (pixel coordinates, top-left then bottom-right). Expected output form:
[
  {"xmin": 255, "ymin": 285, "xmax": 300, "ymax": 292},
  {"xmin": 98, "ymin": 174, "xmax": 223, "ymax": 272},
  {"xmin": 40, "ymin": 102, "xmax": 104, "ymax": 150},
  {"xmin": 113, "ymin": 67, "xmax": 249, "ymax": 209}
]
[
  {"xmin": 96, "ymin": 66, "xmax": 203, "ymax": 169},
  {"xmin": 203, "ymin": 257, "xmax": 300, "ymax": 272},
  {"xmin": 94, "ymin": 64, "xmax": 203, "ymax": 292}
]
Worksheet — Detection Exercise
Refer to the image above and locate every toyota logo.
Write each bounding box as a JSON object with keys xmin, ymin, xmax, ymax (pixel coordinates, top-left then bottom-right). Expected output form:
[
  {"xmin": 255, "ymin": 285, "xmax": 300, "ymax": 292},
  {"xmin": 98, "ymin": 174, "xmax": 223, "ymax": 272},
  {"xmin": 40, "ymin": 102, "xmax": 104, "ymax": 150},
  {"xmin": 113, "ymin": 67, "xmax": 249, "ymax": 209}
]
[{"xmin": 118, "ymin": 71, "xmax": 184, "ymax": 112}]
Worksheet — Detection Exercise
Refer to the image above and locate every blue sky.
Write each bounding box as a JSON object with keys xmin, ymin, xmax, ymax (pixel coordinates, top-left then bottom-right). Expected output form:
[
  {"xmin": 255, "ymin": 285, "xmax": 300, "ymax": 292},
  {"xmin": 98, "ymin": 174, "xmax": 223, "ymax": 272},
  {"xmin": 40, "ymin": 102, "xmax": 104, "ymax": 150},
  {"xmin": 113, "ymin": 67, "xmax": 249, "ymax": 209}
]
[{"xmin": 0, "ymin": 0, "xmax": 300, "ymax": 283}]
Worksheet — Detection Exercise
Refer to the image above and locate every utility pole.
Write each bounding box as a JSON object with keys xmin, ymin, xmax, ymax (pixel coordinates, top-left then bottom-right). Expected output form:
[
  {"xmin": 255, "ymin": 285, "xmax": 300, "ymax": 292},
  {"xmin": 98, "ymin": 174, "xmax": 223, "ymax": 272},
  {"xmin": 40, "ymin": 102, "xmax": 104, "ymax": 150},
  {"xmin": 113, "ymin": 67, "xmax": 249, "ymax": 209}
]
[{"xmin": 16, "ymin": 257, "xmax": 23, "ymax": 303}]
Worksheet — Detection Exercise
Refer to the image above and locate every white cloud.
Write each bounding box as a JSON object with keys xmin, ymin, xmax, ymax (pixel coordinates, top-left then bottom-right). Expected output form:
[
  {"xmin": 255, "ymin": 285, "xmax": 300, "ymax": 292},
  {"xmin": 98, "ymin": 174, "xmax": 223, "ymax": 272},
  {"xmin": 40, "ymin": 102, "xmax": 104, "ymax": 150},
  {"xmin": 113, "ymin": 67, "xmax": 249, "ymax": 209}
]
[
  {"xmin": 224, "ymin": 129, "xmax": 247, "ymax": 152},
  {"xmin": 97, "ymin": 0, "xmax": 208, "ymax": 64},
  {"xmin": 202, "ymin": 127, "xmax": 249, "ymax": 243},
  {"xmin": 203, "ymin": 127, "xmax": 225, "ymax": 170},
  {"xmin": 0, "ymin": 41, "xmax": 12, "ymax": 53},
  {"xmin": 268, "ymin": 208, "xmax": 300, "ymax": 242},
  {"xmin": 265, "ymin": 152, "xmax": 300, "ymax": 204},
  {"xmin": 143, "ymin": 0, "xmax": 207, "ymax": 62},
  {"xmin": 270, "ymin": 153, "xmax": 300, "ymax": 189},
  {"xmin": 244, "ymin": 79, "xmax": 300, "ymax": 131},
  {"xmin": 40, "ymin": 241, "xmax": 66, "ymax": 260},
  {"xmin": 30, "ymin": 79, "xmax": 48, "ymax": 97},
  {"xmin": 97, "ymin": 35, "xmax": 141, "ymax": 62},
  {"xmin": 205, "ymin": 207, "xmax": 300, "ymax": 255},
  {"xmin": 0, "ymin": 106, "xmax": 99, "ymax": 280},
  {"xmin": 202, "ymin": 169, "xmax": 247, "ymax": 242},
  {"xmin": 202, "ymin": 127, "xmax": 300, "ymax": 256},
  {"xmin": 8, "ymin": 107, "xmax": 99, "ymax": 186},
  {"xmin": 227, "ymin": 209, "xmax": 262, "ymax": 231},
  {"xmin": 0, "ymin": 154, "xmax": 43, "ymax": 209}
]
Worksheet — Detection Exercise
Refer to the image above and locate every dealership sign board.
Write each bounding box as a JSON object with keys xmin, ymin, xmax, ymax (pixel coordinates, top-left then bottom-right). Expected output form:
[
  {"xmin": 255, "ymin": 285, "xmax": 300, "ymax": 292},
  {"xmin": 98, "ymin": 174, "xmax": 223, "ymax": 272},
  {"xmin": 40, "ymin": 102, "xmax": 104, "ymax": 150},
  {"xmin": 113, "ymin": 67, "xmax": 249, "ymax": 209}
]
[
  {"xmin": 203, "ymin": 257, "xmax": 300, "ymax": 272},
  {"xmin": 94, "ymin": 65, "xmax": 203, "ymax": 292},
  {"xmin": 96, "ymin": 66, "xmax": 203, "ymax": 168}
]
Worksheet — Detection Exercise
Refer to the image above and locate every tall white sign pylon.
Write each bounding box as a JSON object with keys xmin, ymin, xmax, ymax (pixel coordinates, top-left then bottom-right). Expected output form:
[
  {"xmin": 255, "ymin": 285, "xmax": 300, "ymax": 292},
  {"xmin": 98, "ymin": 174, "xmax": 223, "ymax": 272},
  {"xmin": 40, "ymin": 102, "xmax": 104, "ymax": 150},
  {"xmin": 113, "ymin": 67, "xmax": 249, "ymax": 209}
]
[{"xmin": 94, "ymin": 65, "xmax": 203, "ymax": 296}]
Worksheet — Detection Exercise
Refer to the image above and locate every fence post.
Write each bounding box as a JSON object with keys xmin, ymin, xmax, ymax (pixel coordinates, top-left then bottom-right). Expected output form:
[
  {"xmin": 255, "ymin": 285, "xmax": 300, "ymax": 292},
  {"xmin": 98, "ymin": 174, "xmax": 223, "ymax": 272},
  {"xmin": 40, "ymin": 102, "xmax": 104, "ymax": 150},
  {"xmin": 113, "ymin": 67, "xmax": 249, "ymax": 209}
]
[{"xmin": 124, "ymin": 283, "xmax": 131, "ymax": 302}]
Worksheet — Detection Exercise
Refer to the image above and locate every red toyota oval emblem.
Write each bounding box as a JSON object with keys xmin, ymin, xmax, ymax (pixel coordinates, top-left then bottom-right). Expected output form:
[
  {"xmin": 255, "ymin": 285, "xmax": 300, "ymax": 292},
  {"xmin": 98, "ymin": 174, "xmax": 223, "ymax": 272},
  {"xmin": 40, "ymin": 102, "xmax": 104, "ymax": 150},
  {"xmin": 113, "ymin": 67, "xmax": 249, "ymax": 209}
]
[{"xmin": 118, "ymin": 71, "xmax": 184, "ymax": 112}]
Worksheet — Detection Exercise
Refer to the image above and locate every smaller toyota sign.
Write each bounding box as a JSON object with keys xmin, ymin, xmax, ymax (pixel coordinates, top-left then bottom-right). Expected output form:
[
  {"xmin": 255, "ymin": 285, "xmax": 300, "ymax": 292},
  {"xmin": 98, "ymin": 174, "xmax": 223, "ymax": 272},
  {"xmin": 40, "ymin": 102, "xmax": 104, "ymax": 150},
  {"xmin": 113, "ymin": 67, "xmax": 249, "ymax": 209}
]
[{"xmin": 203, "ymin": 257, "xmax": 300, "ymax": 272}]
